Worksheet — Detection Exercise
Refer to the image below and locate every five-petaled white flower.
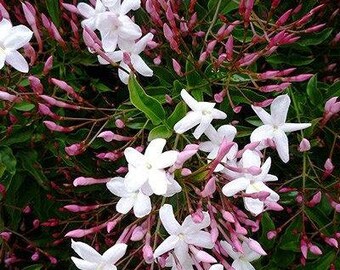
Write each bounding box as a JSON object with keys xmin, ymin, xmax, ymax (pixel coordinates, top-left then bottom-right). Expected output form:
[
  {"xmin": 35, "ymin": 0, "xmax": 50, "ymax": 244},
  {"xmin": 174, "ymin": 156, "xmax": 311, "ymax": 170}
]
[
  {"xmin": 220, "ymin": 240, "xmax": 262, "ymax": 270},
  {"xmin": 71, "ymin": 239, "xmax": 127, "ymax": 270},
  {"xmin": 77, "ymin": 0, "xmax": 106, "ymax": 30},
  {"xmin": 0, "ymin": 19, "xmax": 33, "ymax": 73},
  {"xmin": 99, "ymin": 33, "xmax": 154, "ymax": 84},
  {"xmin": 250, "ymin": 94, "xmax": 311, "ymax": 163},
  {"xmin": 222, "ymin": 150, "xmax": 279, "ymax": 216},
  {"xmin": 174, "ymin": 89, "xmax": 227, "ymax": 139},
  {"xmin": 124, "ymin": 138, "xmax": 178, "ymax": 195},
  {"xmin": 154, "ymin": 204, "xmax": 214, "ymax": 266}
]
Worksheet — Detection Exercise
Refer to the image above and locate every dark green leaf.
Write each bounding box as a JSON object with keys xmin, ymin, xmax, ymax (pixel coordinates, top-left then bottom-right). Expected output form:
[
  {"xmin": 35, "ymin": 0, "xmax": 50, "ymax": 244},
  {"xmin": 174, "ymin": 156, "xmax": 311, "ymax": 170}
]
[
  {"xmin": 306, "ymin": 74, "xmax": 322, "ymax": 107},
  {"xmin": 22, "ymin": 264, "xmax": 43, "ymax": 270},
  {"xmin": 0, "ymin": 146, "xmax": 16, "ymax": 187},
  {"xmin": 46, "ymin": 0, "xmax": 61, "ymax": 26},
  {"xmin": 13, "ymin": 101, "xmax": 35, "ymax": 111},
  {"xmin": 167, "ymin": 102, "xmax": 187, "ymax": 128},
  {"xmin": 260, "ymin": 213, "xmax": 276, "ymax": 248},
  {"xmin": 297, "ymin": 28, "xmax": 333, "ymax": 46},
  {"xmin": 267, "ymin": 54, "xmax": 314, "ymax": 66},
  {"xmin": 148, "ymin": 125, "xmax": 172, "ymax": 141}
]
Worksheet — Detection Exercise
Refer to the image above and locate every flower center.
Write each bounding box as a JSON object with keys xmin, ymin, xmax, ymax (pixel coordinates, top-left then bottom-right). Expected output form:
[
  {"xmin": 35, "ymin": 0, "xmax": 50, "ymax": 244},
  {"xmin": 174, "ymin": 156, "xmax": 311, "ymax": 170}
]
[
  {"xmin": 146, "ymin": 163, "xmax": 152, "ymax": 169},
  {"xmin": 202, "ymin": 110, "xmax": 211, "ymax": 115}
]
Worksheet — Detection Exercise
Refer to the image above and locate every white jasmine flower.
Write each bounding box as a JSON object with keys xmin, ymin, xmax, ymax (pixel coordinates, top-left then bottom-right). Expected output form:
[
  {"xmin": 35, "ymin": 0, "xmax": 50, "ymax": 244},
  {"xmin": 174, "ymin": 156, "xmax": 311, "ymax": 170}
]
[
  {"xmin": 222, "ymin": 150, "xmax": 279, "ymax": 216},
  {"xmin": 106, "ymin": 177, "xmax": 152, "ymax": 218},
  {"xmin": 220, "ymin": 240, "xmax": 262, "ymax": 270},
  {"xmin": 104, "ymin": 0, "xmax": 141, "ymax": 14},
  {"xmin": 71, "ymin": 239, "xmax": 127, "ymax": 270},
  {"xmin": 209, "ymin": 264, "xmax": 224, "ymax": 270},
  {"xmin": 0, "ymin": 19, "xmax": 33, "ymax": 73},
  {"xmin": 174, "ymin": 90, "xmax": 227, "ymax": 139},
  {"xmin": 77, "ymin": 0, "xmax": 106, "ymax": 30},
  {"xmin": 124, "ymin": 138, "xmax": 178, "ymax": 195},
  {"xmin": 99, "ymin": 33, "xmax": 153, "ymax": 84},
  {"xmin": 250, "ymin": 94, "xmax": 311, "ymax": 163},
  {"xmin": 154, "ymin": 204, "xmax": 214, "ymax": 266}
]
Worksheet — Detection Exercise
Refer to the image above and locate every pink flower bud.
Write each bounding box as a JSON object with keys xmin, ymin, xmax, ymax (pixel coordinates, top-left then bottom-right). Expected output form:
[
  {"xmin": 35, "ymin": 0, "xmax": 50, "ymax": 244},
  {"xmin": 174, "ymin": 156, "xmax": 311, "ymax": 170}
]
[
  {"xmin": 153, "ymin": 55, "xmax": 161, "ymax": 65},
  {"xmin": 275, "ymin": 9, "xmax": 292, "ymax": 26},
  {"xmin": 259, "ymin": 82, "xmax": 291, "ymax": 93},
  {"xmin": 65, "ymin": 143, "xmax": 85, "ymax": 156},
  {"xmin": 115, "ymin": 119, "xmax": 125, "ymax": 128},
  {"xmin": 181, "ymin": 168, "xmax": 192, "ymax": 176},
  {"xmin": 201, "ymin": 177, "xmax": 216, "ymax": 197},
  {"xmin": 309, "ymin": 244, "xmax": 322, "ymax": 255},
  {"xmin": 198, "ymin": 51, "xmax": 208, "ymax": 64},
  {"xmin": 116, "ymin": 166, "xmax": 128, "ymax": 174},
  {"xmin": 142, "ymin": 244, "xmax": 154, "ymax": 264},
  {"xmin": 0, "ymin": 91, "xmax": 16, "ymax": 102},
  {"xmin": 265, "ymin": 201, "xmax": 284, "ymax": 211},
  {"xmin": 298, "ymin": 138, "xmax": 311, "ymax": 152},
  {"xmin": 0, "ymin": 232, "xmax": 11, "ymax": 241},
  {"xmin": 63, "ymin": 204, "xmax": 99, "ymax": 212},
  {"xmin": 222, "ymin": 210, "xmax": 235, "ymax": 223},
  {"xmin": 31, "ymin": 252, "xmax": 39, "ymax": 261},
  {"xmin": 300, "ymin": 238, "xmax": 308, "ymax": 259},
  {"xmin": 308, "ymin": 191, "xmax": 321, "ymax": 207},
  {"xmin": 131, "ymin": 226, "xmax": 147, "ymax": 241},
  {"xmin": 206, "ymin": 40, "xmax": 217, "ymax": 54},
  {"xmin": 267, "ymin": 230, "xmax": 277, "ymax": 239},
  {"xmin": 305, "ymin": 23, "xmax": 326, "ymax": 33},
  {"xmin": 253, "ymin": 99, "xmax": 273, "ymax": 107},
  {"xmin": 22, "ymin": 2, "xmax": 36, "ymax": 25},
  {"xmin": 107, "ymin": 220, "xmax": 118, "ymax": 233},
  {"xmin": 44, "ymin": 121, "xmax": 73, "ymax": 132},
  {"xmin": 43, "ymin": 56, "xmax": 53, "ymax": 75},
  {"xmin": 190, "ymin": 246, "xmax": 217, "ymax": 263},
  {"xmin": 271, "ymin": 0, "xmax": 280, "ymax": 9},
  {"xmin": 281, "ymin": 74, "xmax": 313, "ymax": 82},
  {"xmin": 65, "ymin": 229, "xmax": 89, "ymax": 238},
  {"xmin": 62, "ymin": 3, "xmax": 79, "ymax": 14},
  {"xmin": 50, "ymin": 22, "xmax": 66, "ymax": 48},
  {"xmin": 0, "ymin": 4, "xmax": 10, "ymax": 20},
  {"xmin": 248, "ymin": 238, "xmax": 267, "ymax": 255},
  {"xmin": 24, "ymin": 43, "xmax": 37, "ymax": 65},
  {"xmin": 324, "ymin": 237, "xmax": 338, "ymax": 248},
  {"xmin": 73, "ymin": 177, "xmax": 110, "ymax": 187},
  {"xmin": 40, "ymin": 95, "xmax": 80, "ymax": 110},
  {"xmin": 33, "ymin": 219, "xmax": 40, "ymax": 228},
  {"xmin": 28, "ymin": 76, "xmax": 44, "ymax": 95},
  {"xmin": 172, "ymin": 58, "xmax": 183, "ymax": 76},
  {"xmin": 323, "ymin": 158, "xmax": 334, "ymax": 179},
  {"xmin": 23, "ymin": 205, "xmax": 31, "ymax": 214},
  {"xmin": 192, "ymin": 209, "xmax": 204, "ymax": 223}
]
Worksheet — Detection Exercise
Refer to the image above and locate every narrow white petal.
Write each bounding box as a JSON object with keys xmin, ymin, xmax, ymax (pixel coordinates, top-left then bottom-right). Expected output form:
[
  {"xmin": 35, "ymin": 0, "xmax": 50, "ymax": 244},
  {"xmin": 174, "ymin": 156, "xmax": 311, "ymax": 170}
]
[
  {"xmin": 181, "ymin": 89, "xmax": 199, "ymax": 111},
  {"xmin": 118, "ymin": 62, "xmax": 130, "ymax": 84},
  {"xmin": 148, "ymin": 169, "xmax": 168, "ymax": 195},
  {"xmin": 154, "ymin": 235, "xmax": 179, "ymax": 258},
  {"xmin": 106, "ymin": 51, "xmax": 124, "ymax": 62},
  {"xmin": 120, "ymin": 0, "xmax": 141, "ymax": 14},
  {"xmin": 0, "ymin": 52, "xmax": 5, "ymax": 69},
  {"xmin": 124, "ymin": 147, "xmax": 145, "ymax": 166},
  {"xmin": 4, "ymin": 25, "xmax": 32, "ymax": 50},
  {"xmin": 133, "ymin": 192, "xmax": 151, "ymax": 218},
  {"xmin": 174, "ymin": 111, "xmax": 201, "ymax": 134},
  {"xmin": 270, "ymin": 94, "xmax": 290, "ymax": 126},
  {"xmin": 159, "ymin": 204, "xmax": 181, "ymax": 235},
  {"xmin": 164, "ymin": 176, "xmax": 182, "ymax": 197},
  {"xmin": 131, "ymin": 54, "xmax": 153, "ymax": 77},
  {"xmin": 222, "ymin": 178, "xmax": 250, "ymax": 197},
  {"xmin": 199, "ymin": 141, "xmax": 215, "ymax": 153},
  {"xmin": 71, "ymin": 240, "xmax": 102, "ymax": 261},
  {"xmin": 244, "ymin": 197, "xmax": 264, "ymax": 216},
  {"xmin": 155, "ymin": 151, "xmax": 178, "ymax": 169},
  {"xmin": 116, "ymin": 196, "xmax": 135, "ymax": 214},
  {"xmin": 71, "ymin": 257, "xmax": 99, "ymax": 270},
  {"xmin": 185, "ymin": 231, "xmax": 214, "ymax": 249},
  {"xmin": 145, "ymin": 138, "xmax": 166, "ymax": 160},
  {"xmin": 273, "ymin": 129, "xmax": 289, "ymax": 163},
  {"xmin": 77, "ymin": 3, "xmax": 95, "ymax": 18},
  {"xmin": 101, "ymin": 30, "xmax": 118, "ymax": 52},
  {"xmin": 193, "ymin": 115, "xmax": 212, "ymax": 139},
  {"xmin": 0, "ymin": 19, "xmax": 12, "ymax": 40},
  {"xmin": 258, "ymin": 157, "xmax": 271, "ymax": 179},
  {"xmin": 124, "ymin": 169, "xmax": 148, "ymax": 192},
  {"xmin": 232, "ymin": 259, "xmax": 256, "ymax": 270},
  {"xmin": 182, "ymin": 212, "xmax": 210, "ymax": 233},
  {"xmin": 106, "ymin": 177, "xmax": 130, "ymax": 197},
  {"xmin": 280, "ymin": 123, "xmax": 311, "ymax": 133},
  {"xmin": 209, "ymin": 264, "xmax": 224, "ymax": 270},
  {"xmin": 243, "ymin": 241, "xmax": 262, "ymax": 262},
  {"xmin": 220, "ymin": 241, "xmax": 240, "ymax": 260},
  {"xmin": 250, "ymin": 125, "xmax": 274, "ymax": 143},
  {"xmin": 251, "ymin": 106, "xmax": 272, "ymax": 125},
  {"xmin": 173, "ymin": 240, "xmax": 190, "ymax": 265},
  {"xmin": 204, "ymin": 125, "xmax": 219, "ymax": 143},
  {"xmin": 134, "ymin": 33, "xmax": 154, "ymax": 54},
  {"xmin": 242, "ymin": 150, "xmax": 261, "ymax": 168},
  {"xmin": 102, "ymin": 243, "xmax": 127, "ymax": 264},
  {"xmin": 5, "ymin": 50, "xmax": 29, "ymax": 73},
  {"xmin": 211, "ymin": 108, "xmax": 227, "ymax": 119}
]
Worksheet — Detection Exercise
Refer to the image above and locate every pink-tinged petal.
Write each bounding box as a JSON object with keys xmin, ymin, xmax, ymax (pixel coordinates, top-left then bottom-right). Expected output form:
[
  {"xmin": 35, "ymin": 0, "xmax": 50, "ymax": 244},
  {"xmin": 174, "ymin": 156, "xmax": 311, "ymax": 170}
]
[
  {"xmin": 242, "ymin": 150, "xmax": 261, "ymax": 168},
  {"xmin": 174, "ymin": 111, "xmax": 201, "ymax": 134},
  {"xmin": 102, "ymin": 243, "xmax": 127, "ymax": 264},
  {"xmin": 247, "ymin": 182, "xmax": 280, "ymax": 202},
  {"xmin": 153, "ymin": 235, "xmax": 179, "ymax": 258},
  {"xmin": 98, "ymin": 55, "xmax": 110, "ymax": 65},
  {"xmin": 193, "ymin": 115, "xmax": 212, "ymax": 139},
  {"xmin": 209, "ymin": 264, "xmax": 224, "ymax": 270},
  {"xmin": 185, "ymin": 231, "xmax": 214, "ymax": 248},
  {"xmin": 280, "ymin": 123, "xmax": 311, "ymax": 133},
  {"xmin": 124, "ymin": 147, "xmax": 145, "ymax": 166},
  {"xmin": 181, "ymin": 89, "xmax": 199, "ymax": 111},
  {"xmin": 155, "ymin": 151, "xmax": 178, "ymax": 169},
  {"xmin": 118, "ymin": 62, "xmax": 130, "ymax": 84},
  {"xmin": 0, "ymin": 19, "xmax": 12, "ymax": 40},
  {"xmin": 199, "ymin": 141, "xmax": 215, "ymax": 153},
  {"xmin": 131, "ymin": 54, "xmax": 153, "ymax": 77},
  {"xmin": 120, "ymin": 0, "xmax": 141, "ymax": 15},
  {"xmin": 164, "ymin": 177, "xmax": 182, "ymax": 197},
  {"xmin": 101, "ymin": 30, "xmax": 118, "ymax": 52},
  {"xmin": 232, "ymin": 259, "xmax": 256, "ymax": 270},
  {"xmin": 222, "ymin": 177, "xmax": 250, "ymax": 196},
  {"xmin": 145, "ymin": 138, "xmax": 166, "ymax": 160},
  {"xmin": 133, "ymin": 192, "xmax": 151, "ymax": 218},
  {"xmin": 244, "ymin": 239, "xmax": 266, "ymax": 259},
  {"xmin": 118, "ymin": 16, "xmax": 142, "ymax": 40},
  {"xmin": 148, "ymin": 169, "xmax": 167, "ymax": 195},
  {"xmin": 95, "ymin": 0, "xmax": 106, "ymax": 13},
  {"xmin": 272, "ymin": 129, "xmax": 289, "ymax": 163},
  {"xmin": 71, "ymin": 257, "xmax": 98, "ymax": 270},
  {"xmin": 250, "ymin": 125, "xmax": 274, "ymax": 143},
  {"xmin": 117, "ymin": 38, "xmax": 135, "ymax": 51},
  {"xmin": 220, "ymin": 241, "xmax": 240, "ymax": 260},
  {"xmin": 264, "ymin": 173, "xmax": 278, "ymax": 182},
  {"xmin": 81, "ymin": 17, "xmax": 96, "ymax": 30},
  {"xmin": 211, "ymin": 108, "xmax": 227, "ymax": 119},
  {"xmin": 106, "ymin": 177, "xmax": 130, "ymax": 197},
  {"xmin": 204, "ymin": 125, "xmax": 219, "ymax": 142},
  {"xmin": 106, "ymin": 51, "xmax": 124, "ymax": 62},
  {"xmin": 124, "ymin": 168, "xmax": 148, "ymax": 192},
  {"xmin": 174, "ymin": 240, "xmax": 190, "ymax": 264},
  {"xmin": 218, "ymin": 125, "xmax": 237, "ymax": 141},
  {"xmin": 182, "ymin": 212, "xmax": 210, "ymax": 233},
  {"xmin": 4, "ymin": 25, "xmax": 32, "ymax": 50},
  {"xmin": 159, "ymin": 204, "xmax": 181, "ymax": 235},
  {"xmin": 251, "ymin": 106, "xmax": 272, "ymax": 125},
  {"xmin": 258, "ymin": 157, "xmax": 271, "ymax": 178},
  {"xmin": 77, "ymin": 3, "xmax": 95, "ymax": 18},
  {"xmin": 244, "ymin": 197, "xmax": 264, "ymax": 216},
  {"xmin": 270, "ymin": 94, "xmax": 290, "ymax": 126},
  {"xmin": 5, "ymin": 50, "xmax": 29, "ymax": 73},
  {"xmin": 116, "ymin": 196, "xmax": 135, "ymax": 214},
  {"xmin": 71, "ymin": 240, "xmax": 102, "ymax": 261},
  {"xmin": 134, "ymin": 33, "xmax": 153, "ymax": 54}
]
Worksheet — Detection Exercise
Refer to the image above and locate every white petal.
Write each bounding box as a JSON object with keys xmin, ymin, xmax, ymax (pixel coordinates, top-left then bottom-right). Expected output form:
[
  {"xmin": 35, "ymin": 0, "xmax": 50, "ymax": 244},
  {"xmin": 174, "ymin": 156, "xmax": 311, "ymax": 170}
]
[
  {"xmin": 71, "ymin": 240, "xmax": 102, "ymax": 261},
  {"xmin": 154, "ymin": 151, "xmax": 178, "ymax": 169},
  {"xmin": 209, "ymin": 264, "xmax": 224, "ymax": 270},
  {"xmin": 181, "ymin": 89, "xmax": 199, "ymax": 111},
  {"xmin": 204, "ymin": 125, "xmax": 219, "ymax": 143},
  {"xmin": 0, "ymin": 51, "xmax": 5, "ymax": 69},
  {"xmin": 134, "ymin": 32, "xmax": 154, "ymax": 54},
  {"xmin": 243, "ymin": 241, "xmax": 262, "ymax": 262},
  {"xmin": 124, "ymin": 147, "xmax": 145, "ymax": 166},
  {"xmin": 95, "ymin": 0, "xmax": 106, "ymax": 13},
  {"xmin": 173, "ymin": 240, "xmax": 190, "ymax": 264},
  {"xmin": 250, "ymin": 125, "xmax": 274, "ymax": 143},
  {"xmin": 211, "ymin": 108, "xmax": 227, "ymax": 119},
  {"xmin": 242, "ymin": 150, "xmax": 261, "ymax": 168},
  {"xmin": 120, "ymin": 0, "xmax": 141, "ymax": 15},
  {"xmin": 98, "ymin": 55, "xmax": 110, "ymax": 65},
  {"xmin": 106, "ymin": 177, "xmax": 130, "ymax": 197},
  {"xmin": 148, "ymin": 169, "xmax": 168, "ymax": 195},
  {"xmin": 182, "ymin": 212, "xmax": 210, "ymax": 233},
  {"xmin": 105, "ymin": 50, "xmax": 123, "ymax": 62},
  {"xmin": 185, "ymin": 231, "xmax": 214, "ymax": 249},
  {"xmin": 273, "ymin": 129, "xmax": 289, "ymax": 163},
  {"xmin": 102, "ymin": 243, "xmax": 127, "ymax": 264},
  {"xmin": 199, "ymin": 141, "xmax": 216, "ymax": 153},
  {"xmin": 131, "ymin": 54, "xmax": 153, "ymax": 77},
  {"xmin": 5, "ymin": 50, "xmax": 29, "ymax": 73},
  {"xmin": 217, "ymin": 125, "xmax": 237, "ymax": 141},
  {"xmin": 133, "ymin": 191, "xmax": 151, "ymax": 218},
  {"xmin": 270, "ymin": 94, "xmax": 290, "ymax": 126},
  {"xmin": 145, "ymin": 138, "xmax": 166, "ymax": 160},
  {"xmin": 101, "ymin": 30, "xmax": 118, "ymax": 52},
  {"xmin": 251, "ymin": 106, "xmax": 272, "ymax": 125},
  {"xmin": 244, "ymin": 197, "xmax": 264, "ymax": 216},
  {"xmin": 174, "ymin": 111, "xmax": 201, "ymax": 134},
  {"xmin": 118, "ymin": 62, "xmax": 130, "ymax": 84},
  {"xmin": 153, "ymin": 235, "xmax": 179, "ymax": 258},
  {"xmin": 257, "ymin": 157, "xmax": 271, "ymax": 179},
  {"xmin": 81, "ymin": 17, "xmax": 97, "ymax": 30},
  {"xmin": 0, "ymin": 19, "xmax": 12, "ymax": 41},
  {"xmin": 222, "ymin": 177, "xmax": 250, "ymax": 196},
  {"xmin": 220, "ymin": 241, "xmax": 240, "ymax": 260},
  {"xmin": 280, "ymin": 123, "xmax": 311, "ymax": 133},
  {"xmin": 232, "ymin": 259, "xmax": 255, "ymax": 270},
  {"xmin": 116, "ymin": 196, "xmax": 135, "ymax": 214},
  {"xmin": 77, "ymin": 3, "xmax": 95, "ymax": 18},
  {"xmin": 4, "ymin": 25, "xmax": 32, "ymax": 50},
  {"xmin": 193, "ymin": 115, "xmax": 212, "ymax": 139},
  {"xmin": 71, "ymin": 257, "xmax": 99, "ymax": 270},
  {"xmin": 118, "ymin": 16, "xmax": 142, "ymax": 40},
  {"xmin": 124, "ymin": 168, "xmax": 148, "ymax": 192},
  {"xmin": 159, "ymin": 204, "xmax": 181, "ymax": 235},
  {"xmin": 164, "ymin": 177, "xmax": 182, "ymax": 197}
]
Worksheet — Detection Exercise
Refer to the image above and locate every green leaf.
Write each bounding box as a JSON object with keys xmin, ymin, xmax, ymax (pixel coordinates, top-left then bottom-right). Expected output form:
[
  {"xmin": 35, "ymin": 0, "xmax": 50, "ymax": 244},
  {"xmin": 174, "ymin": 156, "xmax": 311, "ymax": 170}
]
[
  {"xmin": 128, "ymin": 75, "xmax": 166, "ymax": 125},
  {"xmin": 148, "ymin": 125, "xmax": 172, "ymax": 141},
  {"xmin": 297, "ymin": 28, "xmax": 333, "ymax": 46},
  {"xmin": 167, "ymin": 102, "xmax": 187, "ymax": 128},
  {"xmin": 1, "ymin": 126, "xmax": 33, "ymax": 145},
  {"xmin": 208, "ymin": 0, "xmax": 239, "ymax": 14},
  {"xmin": 13, "ymin": 101, "xmax": 35, "ymax": 111},
  {"xmin": 259, "ymin": 213, "xmax": 276, "ymax": 248},
  {"xmin": 22, "ymin": 264, "xmax": 43, "ymax": 270},
  {"xmin": 306, "ymin": 74, "xmax": 322, "ymax": 107},
  {"xmin": 46, "ymin": 0, "xmax": 61, "ymax": 26},
  {"xmin": 0, "ymin": 146, "xmax": 17, "ymax": 186},
  {"xmin": 267, "ymin": 54, "xmax": 314, "ymax": 66},
  {"xmin": 279, "ymin": 216, "xmax": 302, "ymax": 251},
  {"xmin": 18, "ymin": 151, "xmax": 50, "ymax": 190}
]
